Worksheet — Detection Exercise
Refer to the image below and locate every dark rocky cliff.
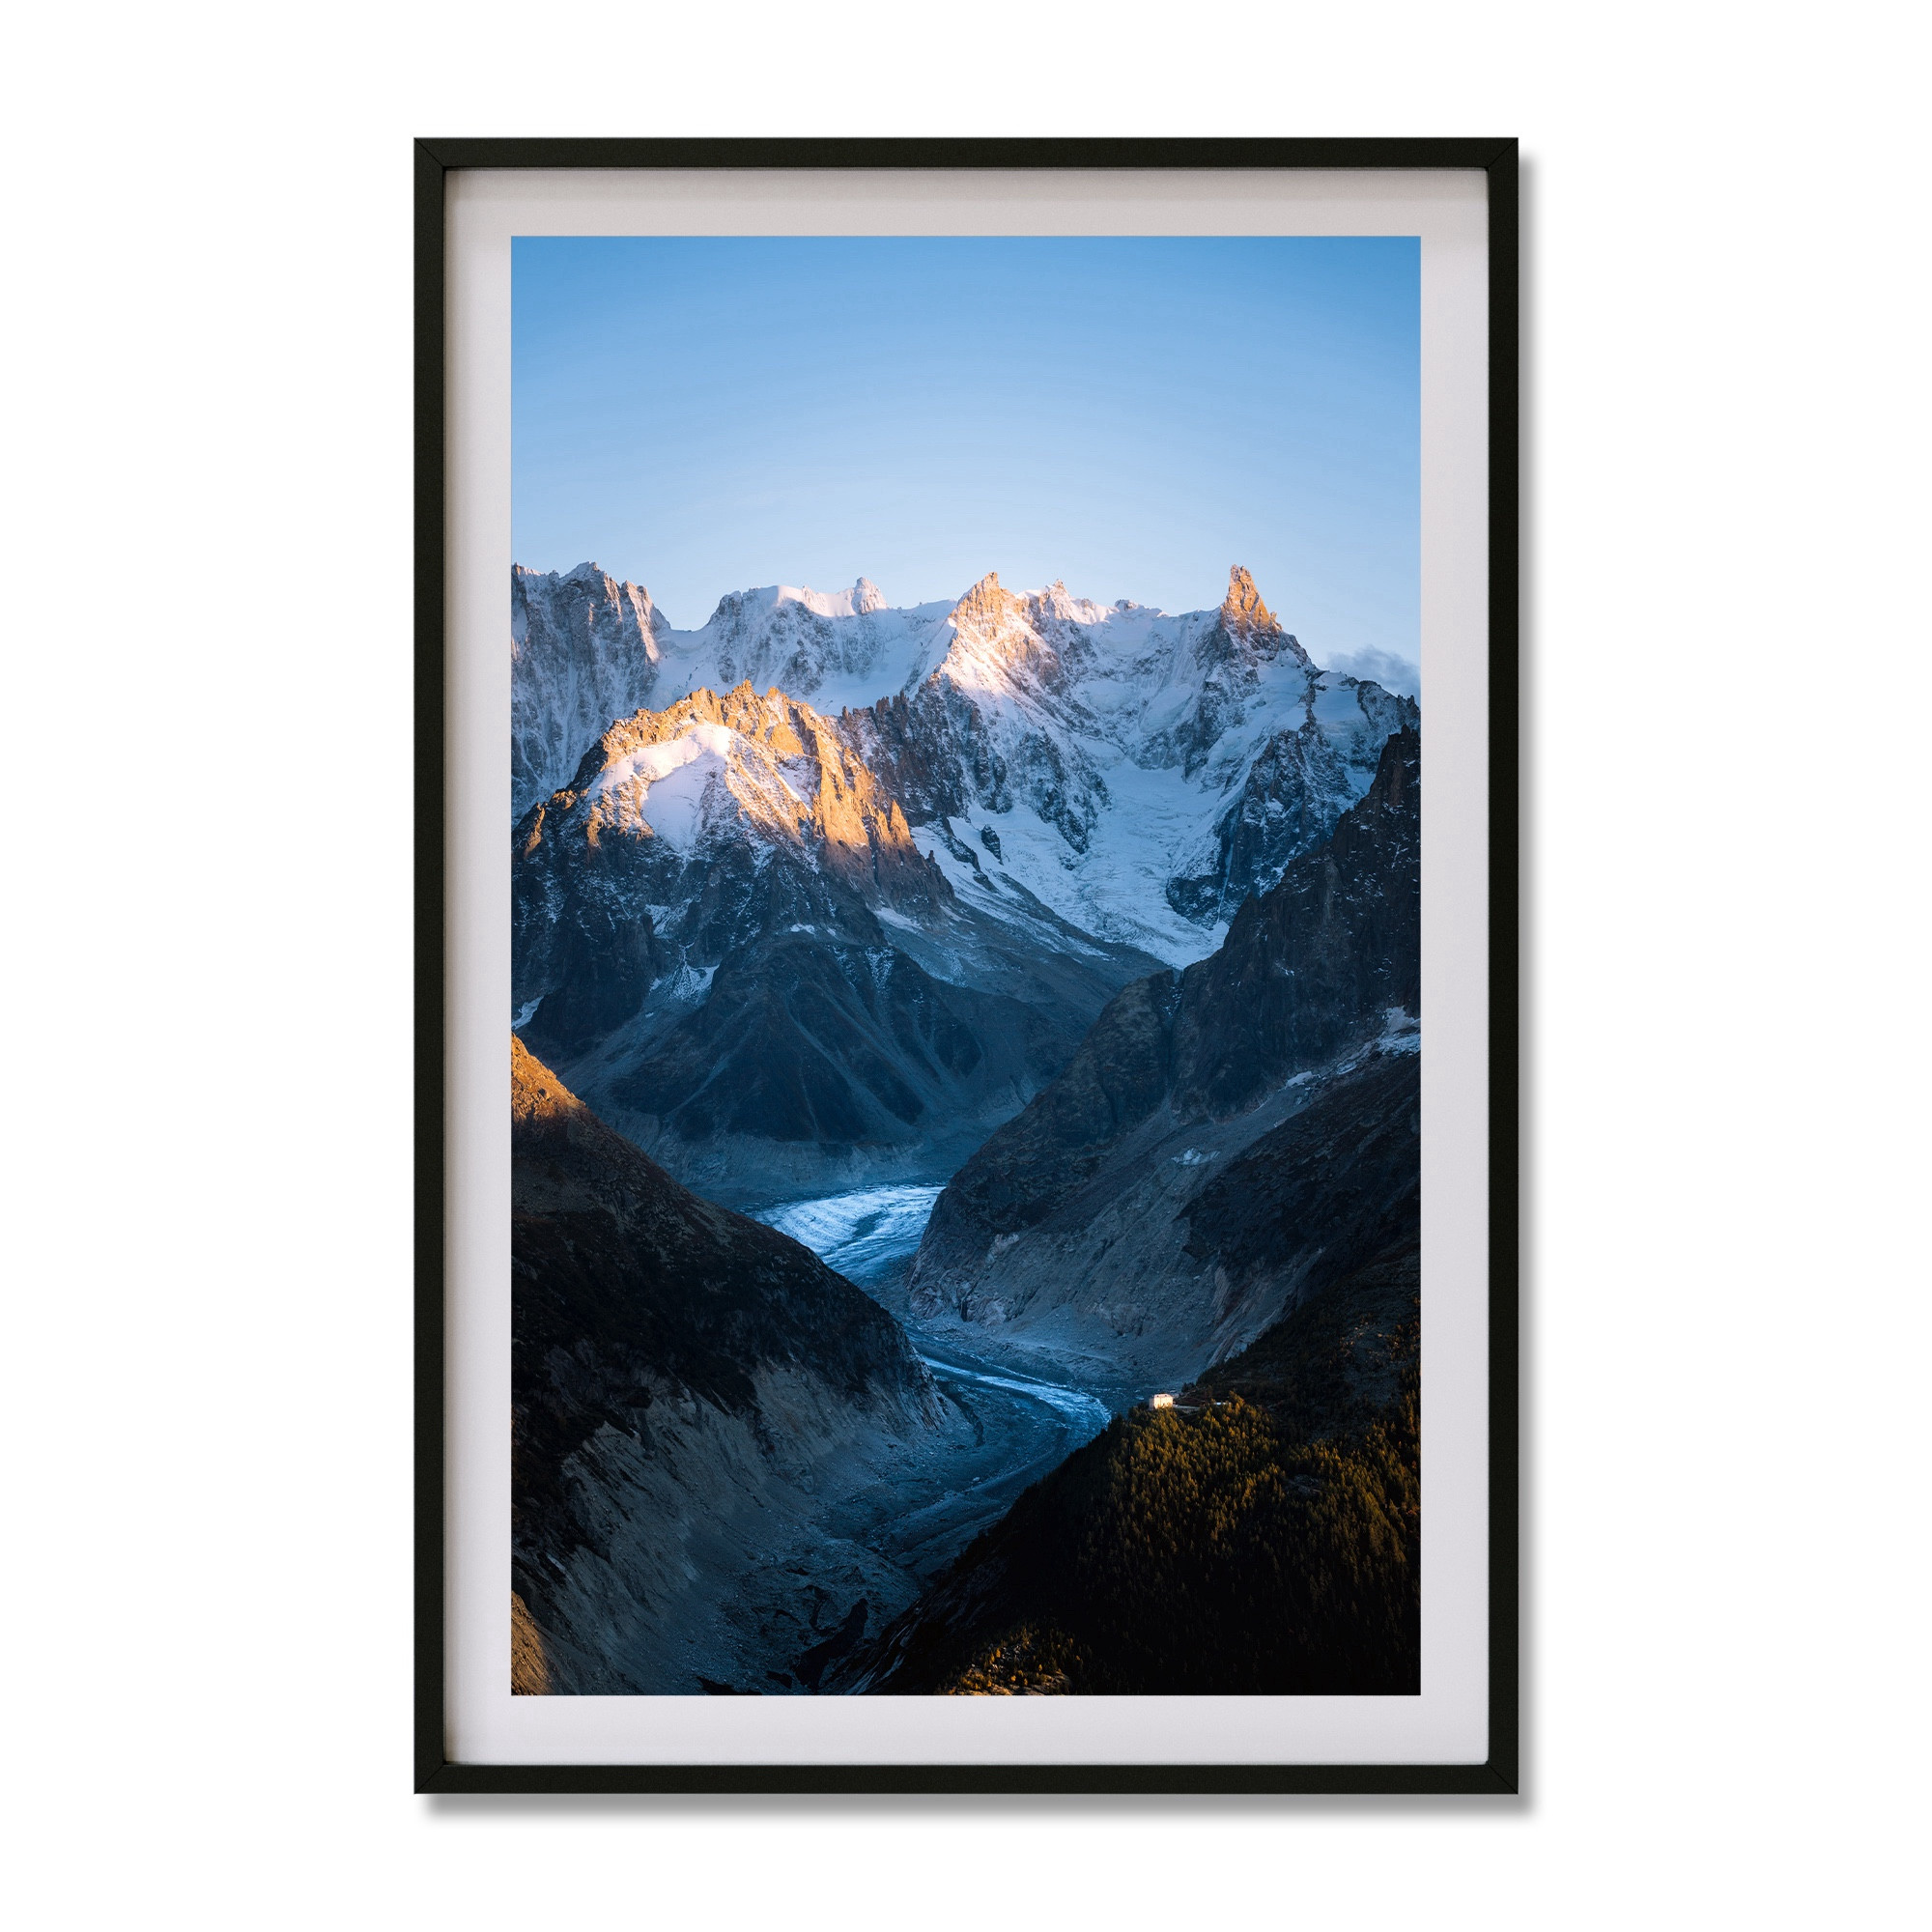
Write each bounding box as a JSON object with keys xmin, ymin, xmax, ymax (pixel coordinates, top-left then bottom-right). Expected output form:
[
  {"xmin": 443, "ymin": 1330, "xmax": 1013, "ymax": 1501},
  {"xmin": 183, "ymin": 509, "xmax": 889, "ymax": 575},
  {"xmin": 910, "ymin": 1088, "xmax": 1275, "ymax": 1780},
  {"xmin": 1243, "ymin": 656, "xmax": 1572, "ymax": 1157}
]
[
  {"xmin": 509, "ymin": 1036, "xmax": 944, "ymax": 1692},
  {"xmin": 512, "ymin": 684, "xmax": 1159, "ymax": 1203},
  {"xmin": 904, "ymin": 728, "xmax": 1420, "ymax": 1383}
]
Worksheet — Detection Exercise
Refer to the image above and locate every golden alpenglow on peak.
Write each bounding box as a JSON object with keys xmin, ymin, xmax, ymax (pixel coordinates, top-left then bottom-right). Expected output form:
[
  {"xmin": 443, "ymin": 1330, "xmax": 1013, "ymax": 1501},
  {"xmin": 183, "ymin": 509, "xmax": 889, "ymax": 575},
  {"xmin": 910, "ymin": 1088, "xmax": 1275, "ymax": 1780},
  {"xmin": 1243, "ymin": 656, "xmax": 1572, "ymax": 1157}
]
[
  {"xmin": 949, "ymin": 571, "xmax": 1026, "ymax": 633},
  {"xmin": 1220, "ymin": 564, "xmax": 1278, "ymax": 638}
]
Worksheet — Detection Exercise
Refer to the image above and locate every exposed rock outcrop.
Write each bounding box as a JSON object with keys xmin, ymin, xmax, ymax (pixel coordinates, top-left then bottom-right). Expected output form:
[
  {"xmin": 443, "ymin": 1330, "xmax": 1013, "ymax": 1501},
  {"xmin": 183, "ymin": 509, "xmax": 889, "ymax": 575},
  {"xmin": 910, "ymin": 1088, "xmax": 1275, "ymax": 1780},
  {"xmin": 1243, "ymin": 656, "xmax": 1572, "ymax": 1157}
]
[{"xmin": 1218, "ymin": 562, "xmax": 1282, "ymax": 640}]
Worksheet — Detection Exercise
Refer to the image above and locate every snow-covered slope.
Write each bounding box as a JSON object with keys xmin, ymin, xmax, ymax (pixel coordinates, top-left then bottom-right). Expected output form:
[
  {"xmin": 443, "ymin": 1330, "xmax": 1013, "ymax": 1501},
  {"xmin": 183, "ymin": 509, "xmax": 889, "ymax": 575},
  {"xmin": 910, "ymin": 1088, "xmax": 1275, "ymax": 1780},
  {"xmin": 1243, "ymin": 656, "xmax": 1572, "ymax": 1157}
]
[
  {"xmin": 512, "ymin": 684, "xmax": 1160, "ymax": 1200},
  {"xmin": 845, "ymin": 566, "xmax": 1415, "ymax": 963},
  {"xmin": 514, "ymin": 561, "xmax": 1417, "ymax": 963},
  {"xmin": 680, "ymin": 580, "xmax": 955, "ymax": 719},
  {"xmin": 512, "ymin": 564, "xmax": 668, "ymax": 818},
  {"xmin": 907, "ymin": 727, "xmax": 1423, "ymax": 1389},
  {"xmin": 511, "ymin": 562, "xmax": 953, "ymax": 818}
]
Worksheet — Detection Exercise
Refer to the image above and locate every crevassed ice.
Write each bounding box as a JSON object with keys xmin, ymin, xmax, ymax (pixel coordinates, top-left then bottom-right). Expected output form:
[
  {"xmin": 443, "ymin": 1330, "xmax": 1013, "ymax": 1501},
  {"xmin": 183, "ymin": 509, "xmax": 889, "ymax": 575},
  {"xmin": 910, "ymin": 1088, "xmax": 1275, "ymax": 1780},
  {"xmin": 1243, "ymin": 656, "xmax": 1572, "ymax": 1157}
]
[{"xmin": 750, "ymin": 1183, "xmax": 946, "ymax": 1286}]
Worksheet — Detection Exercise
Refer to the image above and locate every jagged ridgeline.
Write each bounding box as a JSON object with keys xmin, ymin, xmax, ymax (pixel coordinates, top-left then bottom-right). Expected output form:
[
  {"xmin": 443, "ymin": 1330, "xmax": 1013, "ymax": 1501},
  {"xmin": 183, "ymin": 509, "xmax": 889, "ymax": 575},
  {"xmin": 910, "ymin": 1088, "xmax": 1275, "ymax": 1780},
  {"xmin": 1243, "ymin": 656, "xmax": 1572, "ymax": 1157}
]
[
  {"xmin": 908, "ymin": 727, "xmax": 1421, "ymax": 1388},
  {"xmin": 511, "ymin": 562, "xmax": 1415, "ymax": 1203}
]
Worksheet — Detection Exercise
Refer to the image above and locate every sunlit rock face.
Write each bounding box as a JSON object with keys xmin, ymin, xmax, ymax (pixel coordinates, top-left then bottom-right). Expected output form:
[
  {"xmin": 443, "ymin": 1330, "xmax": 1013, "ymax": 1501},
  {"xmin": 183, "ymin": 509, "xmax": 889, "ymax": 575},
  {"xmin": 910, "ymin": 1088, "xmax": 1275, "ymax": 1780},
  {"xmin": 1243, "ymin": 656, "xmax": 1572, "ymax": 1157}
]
[
  {"xmin": 512, "ymin": 682, "xmax": 1158, "ymax": 1202},
  {"xmin": 515, "ymin": 561, "xmax": 1416, "ymax": 953},
  {"xmin": 510, "ymin": 563, "xmax": 957, "ymax": 820},
  {"xmin": 1217, "ymin": 563, "xmax": 1282, "ymax": 641},
  {"xmin": 510, "ymin": 563, "xmax": 1416, "ymax": 1200},
  {"xmin": 844, "ymin": 563, "xmax": 1413, "ymax": 956}
]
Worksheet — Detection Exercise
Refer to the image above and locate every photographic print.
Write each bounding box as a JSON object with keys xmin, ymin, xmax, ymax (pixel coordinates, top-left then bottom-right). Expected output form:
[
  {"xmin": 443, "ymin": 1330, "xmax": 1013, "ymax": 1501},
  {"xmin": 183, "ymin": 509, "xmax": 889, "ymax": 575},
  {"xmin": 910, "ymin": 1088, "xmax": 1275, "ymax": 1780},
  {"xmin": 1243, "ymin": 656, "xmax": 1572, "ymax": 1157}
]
[{"xmin": 506, "ymin": 234, "xmax": 1422, "ymax": 1699}]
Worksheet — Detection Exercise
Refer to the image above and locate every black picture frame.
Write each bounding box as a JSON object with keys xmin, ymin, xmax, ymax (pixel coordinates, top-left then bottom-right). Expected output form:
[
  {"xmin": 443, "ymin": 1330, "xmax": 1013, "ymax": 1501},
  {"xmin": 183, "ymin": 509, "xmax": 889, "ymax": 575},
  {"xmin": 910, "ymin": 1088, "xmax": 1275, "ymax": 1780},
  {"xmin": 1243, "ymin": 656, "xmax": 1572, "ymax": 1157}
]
[{"xmin": 414, "ymin": 136, "xmax": 1520, "ymax": 1797}]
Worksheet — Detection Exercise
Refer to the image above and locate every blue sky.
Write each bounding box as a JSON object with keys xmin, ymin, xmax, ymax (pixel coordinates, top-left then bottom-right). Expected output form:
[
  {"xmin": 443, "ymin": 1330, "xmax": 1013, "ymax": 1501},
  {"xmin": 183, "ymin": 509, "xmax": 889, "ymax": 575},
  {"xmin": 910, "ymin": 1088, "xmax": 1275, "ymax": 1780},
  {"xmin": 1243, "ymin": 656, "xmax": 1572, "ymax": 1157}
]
[{"xmin": 513, "ymin": 236, "xmax": 1419, "ymax": 682}]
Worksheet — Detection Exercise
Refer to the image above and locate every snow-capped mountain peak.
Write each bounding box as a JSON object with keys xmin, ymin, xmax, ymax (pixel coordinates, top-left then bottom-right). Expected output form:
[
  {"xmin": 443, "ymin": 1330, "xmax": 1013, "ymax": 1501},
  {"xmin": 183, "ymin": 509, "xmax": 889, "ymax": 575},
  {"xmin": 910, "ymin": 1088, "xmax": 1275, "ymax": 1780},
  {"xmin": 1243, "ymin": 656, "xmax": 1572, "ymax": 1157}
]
[
  {"xmin": 540, "ymin": 680, "xmax": 937, "ymax": 911},
  {"xmin": 931, "ymin": 571, "xmax": 1077, "ymax": 703},
  {"xmin": 514, "ymin": 560, "xmax": 1418, "ymax": 963},
  {"xmin": 512, "ymin": 563, "xmax": 966, "ymax": 814},
  {"xmin": 706, "ymin": 576, "xmax": 892, "ymax": 626},
  {"xmin": 949, "ymin": 570, "xmax": 1023, "ymax": 632}
]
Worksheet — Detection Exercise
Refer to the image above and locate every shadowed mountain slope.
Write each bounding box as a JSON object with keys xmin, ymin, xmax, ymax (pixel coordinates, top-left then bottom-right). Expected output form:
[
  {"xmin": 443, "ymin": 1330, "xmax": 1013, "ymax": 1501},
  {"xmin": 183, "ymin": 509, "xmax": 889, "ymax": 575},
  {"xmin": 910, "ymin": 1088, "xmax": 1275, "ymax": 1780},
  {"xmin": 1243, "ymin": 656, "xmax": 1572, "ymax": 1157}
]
[
  {"xmin": 509, "ymin": 1036, "xmax": 946, "ymax": 1693},
  {"xmin": 838, "ymin": 1236, "xmax": 1420, "ymax": 1697},
  {"xmin": 510, "ymin": 565, "xmax": 1414, "ymax": 1204},
  {"xmin": 513, "ymin": 682, "xmax": 1160, "ymax": 1202},
  {"xmin": 906, "ymin": 727, "xmax": 1420, "ymax": 1383}
]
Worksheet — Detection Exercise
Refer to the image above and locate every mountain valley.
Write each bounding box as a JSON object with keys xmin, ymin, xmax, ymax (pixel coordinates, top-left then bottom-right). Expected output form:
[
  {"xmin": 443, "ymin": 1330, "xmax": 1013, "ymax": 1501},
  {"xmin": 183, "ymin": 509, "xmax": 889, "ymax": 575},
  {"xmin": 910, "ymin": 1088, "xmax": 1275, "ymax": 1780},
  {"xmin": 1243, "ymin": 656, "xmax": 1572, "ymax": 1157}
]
[
  {"xmin": 506, "ymin": 559, "xmax": 1425, "ymax": 1698},
  {"xmin": 511, "ymin": 1037, "xmax": 1120, "ymax": 1694},
  {"xmin": 909, "ymin": 726, "xmax": 1421, "ymax": 1386}
]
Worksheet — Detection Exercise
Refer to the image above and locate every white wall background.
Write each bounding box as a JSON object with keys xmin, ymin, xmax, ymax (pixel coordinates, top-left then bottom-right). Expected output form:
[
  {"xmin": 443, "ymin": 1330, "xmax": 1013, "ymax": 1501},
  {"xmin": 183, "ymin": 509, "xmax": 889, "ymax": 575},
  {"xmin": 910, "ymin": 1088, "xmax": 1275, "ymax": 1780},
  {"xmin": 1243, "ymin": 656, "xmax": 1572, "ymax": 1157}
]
[{"xmin": 2, "ymin": 4, "xmax": 1924, "ymax": 1926}]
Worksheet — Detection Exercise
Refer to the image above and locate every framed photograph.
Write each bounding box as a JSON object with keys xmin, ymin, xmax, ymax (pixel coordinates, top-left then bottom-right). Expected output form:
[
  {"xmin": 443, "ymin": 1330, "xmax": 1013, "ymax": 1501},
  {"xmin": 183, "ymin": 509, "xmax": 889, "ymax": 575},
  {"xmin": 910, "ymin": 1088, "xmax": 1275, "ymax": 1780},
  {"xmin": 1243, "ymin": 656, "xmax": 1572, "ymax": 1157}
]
[{"xmin": 416, "ymin": 138, "xmax": 1518, "ymax": 1794}]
